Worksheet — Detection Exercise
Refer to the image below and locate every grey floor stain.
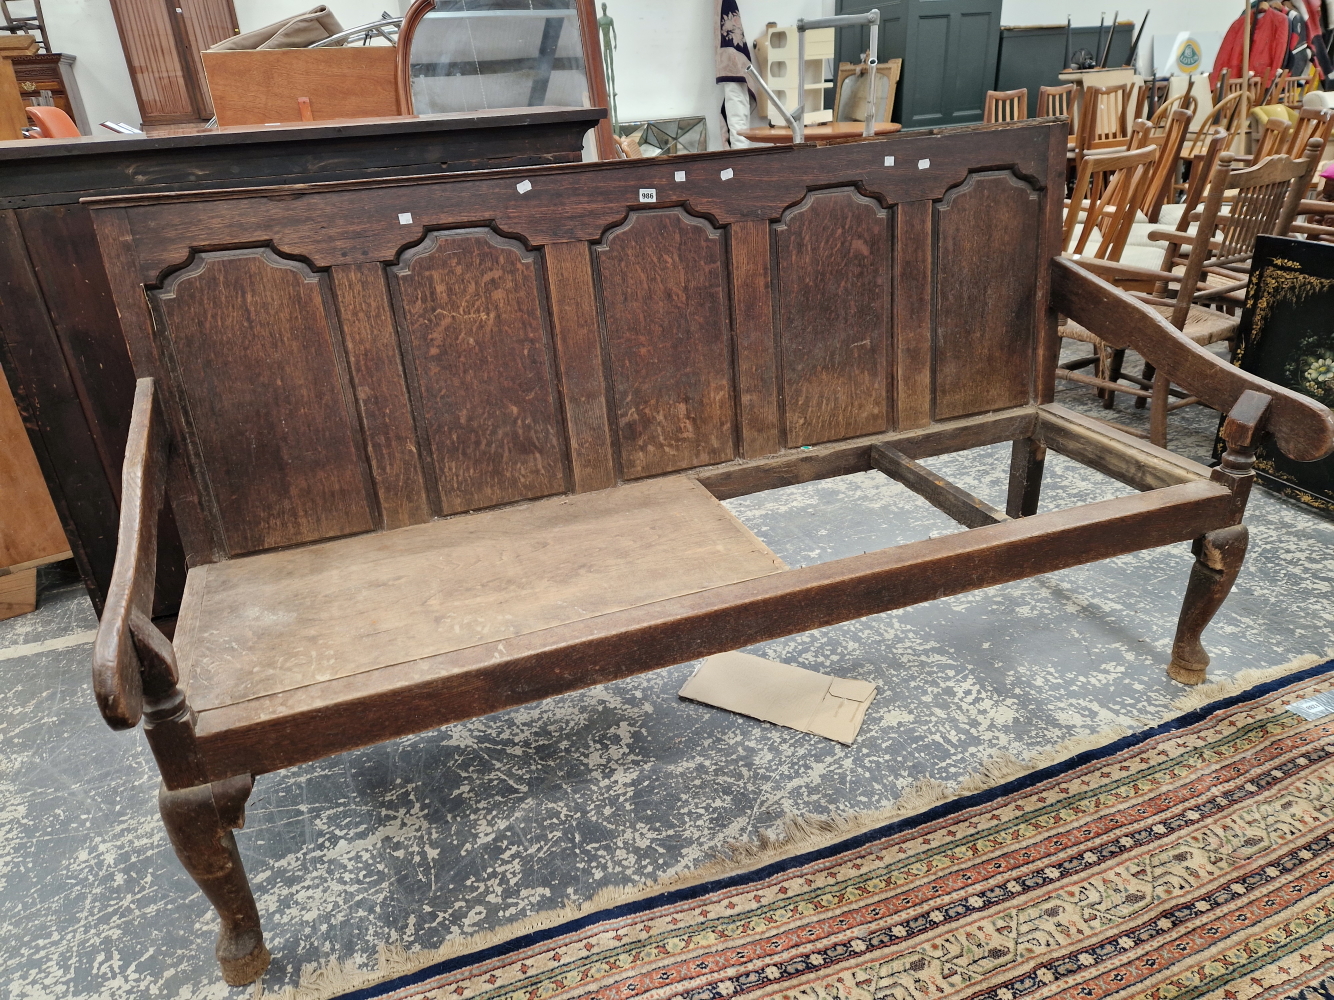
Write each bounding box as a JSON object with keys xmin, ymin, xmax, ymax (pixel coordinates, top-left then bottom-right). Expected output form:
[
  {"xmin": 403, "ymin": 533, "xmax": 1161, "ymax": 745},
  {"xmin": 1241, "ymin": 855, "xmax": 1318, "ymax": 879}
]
[{"xmin": 2, "ymin": 363, "xmax": 1332, "ymax": 998}]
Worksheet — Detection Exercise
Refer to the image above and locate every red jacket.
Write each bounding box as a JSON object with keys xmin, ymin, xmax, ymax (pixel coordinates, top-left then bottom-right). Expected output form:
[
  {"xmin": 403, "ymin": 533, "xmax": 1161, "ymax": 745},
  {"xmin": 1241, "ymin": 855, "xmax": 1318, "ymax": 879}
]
[{"xmin": 1211, "ymin": 7, "xmax": 1291, "ymax": 89}]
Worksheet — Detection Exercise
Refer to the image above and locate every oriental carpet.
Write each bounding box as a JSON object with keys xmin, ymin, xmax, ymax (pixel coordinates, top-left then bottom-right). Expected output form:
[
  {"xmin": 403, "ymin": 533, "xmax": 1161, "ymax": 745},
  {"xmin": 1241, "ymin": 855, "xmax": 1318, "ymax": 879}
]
[{"xmin": 320, "ymin": 658, "xmax": 1334, "ymax": 1000}]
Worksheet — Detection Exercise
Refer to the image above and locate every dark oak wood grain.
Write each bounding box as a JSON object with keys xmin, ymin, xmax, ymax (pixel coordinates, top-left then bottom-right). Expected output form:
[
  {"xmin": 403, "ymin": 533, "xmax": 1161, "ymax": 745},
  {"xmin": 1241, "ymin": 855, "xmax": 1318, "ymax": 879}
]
[
  {"xmin": 775, "ymin": 188, "xmax": 889, "ymax": 447},
  {"xmin": 543, "ymin": 240, "xmax": 616, "ymax": 492},
  {"xmin": 870, "ymin": 442, "xmax": 1009, "ymax": 527},
  {"xmin": 934, "ymin": 171, "xmax": 1041, "ymax": 419},
  {"xmin": 190, "ymin": 480, "xmax": 1235, "ymax": 780},
  {"xmin": 594, "ymin": 209, "xmax": 736, "ymax": 479},
  {"xmin": 729, "ymin": 219, "xmax": 780, "ymax": 458},
  {"xmin": 0, "ymin": 110, "xmax": 601, "ymax": 615},
  {"xmin": 81, "ymin": 120, "xmax": 1312, "ymax": 987},
  {"xmin": 390, "ymin": 229, "xmax": 567, "ymax": 513},
  {"xmin": 151, "ymin": 248, "xmax": 377, "ymax": 556},
  {"xmin": 892, "ymin": 200, "xmax": 933, "ymax": 430},
  {"xmin": 328, "ymin": 263, "xmax": 432, "ymax": 531}
]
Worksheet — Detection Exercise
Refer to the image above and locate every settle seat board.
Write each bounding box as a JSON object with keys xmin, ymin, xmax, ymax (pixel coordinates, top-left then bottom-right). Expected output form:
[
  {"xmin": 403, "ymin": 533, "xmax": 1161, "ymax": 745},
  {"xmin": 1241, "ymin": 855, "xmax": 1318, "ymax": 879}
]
[
  {"xmin": 86, "ymin": 120, "xmax": 1068, "ymax": 573},
  {"xmin": 175, "ymin": 476, "xmax": 785, "ymax": 713}
]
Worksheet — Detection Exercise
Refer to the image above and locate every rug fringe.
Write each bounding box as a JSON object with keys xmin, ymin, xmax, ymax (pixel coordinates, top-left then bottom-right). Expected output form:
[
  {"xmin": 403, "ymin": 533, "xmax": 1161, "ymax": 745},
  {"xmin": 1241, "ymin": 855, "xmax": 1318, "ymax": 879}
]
[{"xmin": 259, "ymin": 648, "xmax": 1332, "ymax": 1000}]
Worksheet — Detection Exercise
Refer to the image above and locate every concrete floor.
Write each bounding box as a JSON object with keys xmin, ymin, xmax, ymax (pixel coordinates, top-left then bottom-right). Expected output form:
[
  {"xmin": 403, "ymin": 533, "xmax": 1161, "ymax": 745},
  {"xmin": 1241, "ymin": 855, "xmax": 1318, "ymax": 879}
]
[{"xmin": 2, "ymin": 360, "xmax": 1332, "ymax": 999}]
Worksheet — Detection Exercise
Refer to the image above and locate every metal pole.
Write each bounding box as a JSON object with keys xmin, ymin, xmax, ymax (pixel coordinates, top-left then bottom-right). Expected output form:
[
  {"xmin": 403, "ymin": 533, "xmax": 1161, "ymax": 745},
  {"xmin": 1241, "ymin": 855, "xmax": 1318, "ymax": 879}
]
[
  {"xmin": 796, "ymin": 26, "xmax": 807, "ymax": 144},
  {"xmin": 745, "ymin": 64, "xmax": 799, "ymax": 135},
  {"xmin": 863, "ymin": 21, "xmax": 880, "ymax": 136},
  {"xmin": 795, "ymin": 10, "xmax": 881, "ymax": 141}
]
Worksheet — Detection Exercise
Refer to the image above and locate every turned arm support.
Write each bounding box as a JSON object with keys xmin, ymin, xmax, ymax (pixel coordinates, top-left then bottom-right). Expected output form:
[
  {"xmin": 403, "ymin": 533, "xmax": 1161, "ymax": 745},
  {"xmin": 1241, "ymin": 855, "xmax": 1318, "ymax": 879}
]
[
  {"xmin": 1051, "ymin": 257, "xmax": 1334, "ymax": 464},
  {"xmin": 92, "ymin": 377, "xmax": 176, "ymax": 731}
]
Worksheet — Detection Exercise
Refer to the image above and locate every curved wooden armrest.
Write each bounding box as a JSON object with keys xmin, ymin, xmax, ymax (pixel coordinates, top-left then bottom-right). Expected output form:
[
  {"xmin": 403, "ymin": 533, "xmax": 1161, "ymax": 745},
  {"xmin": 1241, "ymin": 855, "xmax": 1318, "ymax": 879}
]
[
  {"xmin": 1052, "ymin": 258, "xmax": 1334, "ymax": 463},
  {"xmin": 92, "ymin": 378, "xmax": 173, "ymax": 731},
  {"xmin": 1298, "ymin": 199, "xmax": 1333, "ymax": 215}
]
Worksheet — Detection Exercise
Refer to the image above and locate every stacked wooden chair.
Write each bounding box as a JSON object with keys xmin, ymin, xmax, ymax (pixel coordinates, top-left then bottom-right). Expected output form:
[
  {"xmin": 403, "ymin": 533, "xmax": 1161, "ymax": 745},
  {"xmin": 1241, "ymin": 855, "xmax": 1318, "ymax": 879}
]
[
  {"xmin": 984, "ymin": 88, "xmax": 1027, "ymax": 124},
  {"xmin": 1064, "ymin": 139, "xmax": 1324, "ymax": 445}
]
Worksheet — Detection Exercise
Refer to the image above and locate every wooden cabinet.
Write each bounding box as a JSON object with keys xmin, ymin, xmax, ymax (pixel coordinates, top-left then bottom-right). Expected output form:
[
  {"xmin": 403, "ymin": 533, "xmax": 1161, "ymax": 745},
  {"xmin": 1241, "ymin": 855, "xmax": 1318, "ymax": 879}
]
[
  {"xmin": 835, "ymin": 0, "xmax": 1002, "ymax": 130},
  {"xmin": 109, "ymin": 0, "xmax": 238, "ymax": 126},
  {"xmin": 10, "ymin": 54, "xmax": 89, "ymax": 133}
]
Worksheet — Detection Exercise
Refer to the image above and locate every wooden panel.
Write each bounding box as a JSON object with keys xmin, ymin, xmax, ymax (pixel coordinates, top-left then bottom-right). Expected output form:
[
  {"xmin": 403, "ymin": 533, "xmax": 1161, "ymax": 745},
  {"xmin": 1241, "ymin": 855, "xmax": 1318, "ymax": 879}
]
[
  {"xmin": 933, "ymin": 171, "xmax": 1040, "ymax": 420},
  {"xmin": 178, "ymin": 476, "xmax": 786, "ymax": 711},
  {"xmin": 202, "ymin": 49, "xmax": 399, "ymax": 128},
  {"xmin": 150, "ymin": 248, "xmax": 376, "ymax": 555},
  {"xmin": 893, "ymin": 201, "xmax": 933, "ymax": 429},
  {"xmin": 730, "ymin": 219, "xmax": 780, "ymax": 458},
  {"xmin": 0, "ymin": 56, "xmax": 25, "ymax": 141},
  {"xmin": 109, "ymin": 0, "xmax": 198, "ymax": 123},
  {"xmin": 178, "ymin": 0, "xmax": 237, "ymax": 118},
  {"xmin": 329, "ymin": 264, "xmax": 431, "ymax": 530},
  {"xmin": 544, "ymin": 241, "xmax": 616, "ymax": 492},
  {"xmin": 389, "ymin": 229, "xmax": 567, "ymax": 514},
  {"xmin": 775, "ymin": 187, "xmax": 890, "ymax": 447},
  {"xmin": 0, "ymin": 368, "xmax": 68, "ymax": 569},
  {"xmin": 594, "ymin": 208, "xmax": 736, "ymax": 479}
]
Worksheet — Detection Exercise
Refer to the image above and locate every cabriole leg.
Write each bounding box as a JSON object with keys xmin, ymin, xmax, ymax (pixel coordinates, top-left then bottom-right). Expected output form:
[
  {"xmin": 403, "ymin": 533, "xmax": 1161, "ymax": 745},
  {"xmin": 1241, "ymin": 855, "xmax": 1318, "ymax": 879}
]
[
  {"xmin": 159, "ymin": 775, "xmax": 269, "ymax": 986},
  {"xmin": 1168, "ymin": 525, "xmax": 1249, "ymax": 686},
  {"xmin": 1006, "ymin": 438, "xmax": 1046, "ymax": 518}
]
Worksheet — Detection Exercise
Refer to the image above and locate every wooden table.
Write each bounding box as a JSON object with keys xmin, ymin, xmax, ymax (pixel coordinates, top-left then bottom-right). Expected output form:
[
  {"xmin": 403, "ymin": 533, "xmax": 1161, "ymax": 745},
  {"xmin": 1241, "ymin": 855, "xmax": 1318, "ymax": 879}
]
[
  {"xmin": 739, "ymin": 122, "xmax": 902, "ymax": 145},
  {"xmin": 0, "ymin": 107, "xmax": 605, "ymax": 620}
]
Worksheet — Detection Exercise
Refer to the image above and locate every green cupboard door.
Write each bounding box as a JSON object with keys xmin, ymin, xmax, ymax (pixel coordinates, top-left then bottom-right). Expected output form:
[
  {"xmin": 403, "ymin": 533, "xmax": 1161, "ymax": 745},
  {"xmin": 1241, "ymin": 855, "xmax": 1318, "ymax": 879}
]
[{"xmin": 836, "ymin": 0, "xmax": 1001, "ymax": 130}]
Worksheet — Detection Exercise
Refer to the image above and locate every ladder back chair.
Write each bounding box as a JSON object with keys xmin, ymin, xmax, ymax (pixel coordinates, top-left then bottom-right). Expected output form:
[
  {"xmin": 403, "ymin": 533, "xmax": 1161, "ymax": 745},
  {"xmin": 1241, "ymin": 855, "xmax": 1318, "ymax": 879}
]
[
  {"xmin": 1076, "ymin": 84, "xmax": 1133, "ymax": 158},
  {"xmin": 1150, "ymin": 92, "xmax": 1197, "ymax": 131},
  {"xmin": 1074, "ymin": 139, "xmax": 1324, "ymax": 445},
  {"xmin": 984, "ymin": 88, "xmax": 1028, "ymax": 124}
]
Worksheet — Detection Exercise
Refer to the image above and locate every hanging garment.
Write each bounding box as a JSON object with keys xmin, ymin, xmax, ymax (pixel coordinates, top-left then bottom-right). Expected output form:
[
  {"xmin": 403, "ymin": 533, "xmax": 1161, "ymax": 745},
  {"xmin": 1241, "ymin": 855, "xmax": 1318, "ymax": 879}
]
[
  {"xmin": 1286, "ymin": 3, "xmax": 1313, "ymax": 75},
  {"xmin": 1211, "ymin": 6, "xmax": 1293, "ymax": 88},
  {"xmin": 1304, "ymin": 0, "xmax": 1334, "ymax": 78},
  {"xmin": 716, "ymin": 0, "xmax": 759, "ymax": 148}
]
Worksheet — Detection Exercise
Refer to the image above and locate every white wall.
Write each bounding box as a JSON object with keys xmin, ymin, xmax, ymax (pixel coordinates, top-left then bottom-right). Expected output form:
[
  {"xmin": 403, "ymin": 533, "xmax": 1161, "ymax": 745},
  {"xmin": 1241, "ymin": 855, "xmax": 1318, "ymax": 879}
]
[
  {"xmin": 42, "ymin": 0, "xmax": 140, "ymax": 130},
  {"xmin": 998, "ymin": 0, "xmax": 1240, "ymax": 75}
]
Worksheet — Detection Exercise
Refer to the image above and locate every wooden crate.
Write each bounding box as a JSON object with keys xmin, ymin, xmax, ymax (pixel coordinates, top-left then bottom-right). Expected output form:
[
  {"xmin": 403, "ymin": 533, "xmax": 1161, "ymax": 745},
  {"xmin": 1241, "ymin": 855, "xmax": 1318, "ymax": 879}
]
[{"xmin": 202, "ymin": 47, "xmax": 401, "ymax": 127}]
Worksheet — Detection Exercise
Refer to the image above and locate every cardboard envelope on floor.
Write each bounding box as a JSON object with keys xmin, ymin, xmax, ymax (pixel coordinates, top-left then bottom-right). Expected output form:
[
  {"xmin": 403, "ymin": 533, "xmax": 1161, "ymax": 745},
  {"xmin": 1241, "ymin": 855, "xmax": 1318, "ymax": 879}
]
[{"xmin": 679, "ymin": 651, "xmax": 877, "ymax": 745}]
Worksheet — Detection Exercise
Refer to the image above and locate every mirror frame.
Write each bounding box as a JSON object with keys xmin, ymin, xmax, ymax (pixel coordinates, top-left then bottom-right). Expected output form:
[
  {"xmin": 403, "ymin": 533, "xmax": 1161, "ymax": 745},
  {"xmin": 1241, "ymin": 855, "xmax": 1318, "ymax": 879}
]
[{"xmin": 397, "ymin": 0, "xmax": 615, "ymax": 159}]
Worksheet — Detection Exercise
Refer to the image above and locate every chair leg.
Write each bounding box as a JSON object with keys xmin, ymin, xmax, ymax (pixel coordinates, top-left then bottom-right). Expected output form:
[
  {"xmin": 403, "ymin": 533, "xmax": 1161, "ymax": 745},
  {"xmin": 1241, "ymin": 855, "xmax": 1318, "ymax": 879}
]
[
  {"xmin": 159, "ymin": 775, "xmax": 270, "ymax": 986},
  {"xmin": 1101, "ymin": 348, "xmax": 1126, "ymax": 409},
  {"xmin": 1135, "ymin": 362, "xmax": 1155, "ymax": 409},
  {"xmin": 1149, "ymin": 371, "xmax": 1170, "ymax": 448},
  {"xmin": 1006, "ymin": 437, "xmax": 1046, "ymax": 518},
  {"xmin": 1168, "ymin": 526, "xmax": 1249, "ymax": 686}
]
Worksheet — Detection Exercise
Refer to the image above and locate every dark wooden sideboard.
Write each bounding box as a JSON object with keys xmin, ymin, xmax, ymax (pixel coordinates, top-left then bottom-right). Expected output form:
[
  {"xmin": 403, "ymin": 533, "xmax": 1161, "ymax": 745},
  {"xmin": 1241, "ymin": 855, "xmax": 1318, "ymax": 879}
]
[{"xmin": 0, "ymin": 107, "xmax": 604, "ymax": 619}]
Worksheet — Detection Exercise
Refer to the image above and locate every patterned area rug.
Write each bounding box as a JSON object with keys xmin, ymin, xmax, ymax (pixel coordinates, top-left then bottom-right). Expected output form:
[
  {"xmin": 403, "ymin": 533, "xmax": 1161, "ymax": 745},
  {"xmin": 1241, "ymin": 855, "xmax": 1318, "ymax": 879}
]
[{"xmin": 297, "ymin": 659, "xmax": 1334, "ymax": 1000}]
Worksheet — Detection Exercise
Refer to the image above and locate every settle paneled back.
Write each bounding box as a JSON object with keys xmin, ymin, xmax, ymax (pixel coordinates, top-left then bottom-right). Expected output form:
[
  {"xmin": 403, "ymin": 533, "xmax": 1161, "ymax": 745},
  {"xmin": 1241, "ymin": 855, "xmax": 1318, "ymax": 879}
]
[{"xmin": 88, "ymin": 120, "xmax": 1065, "ymax": 566}]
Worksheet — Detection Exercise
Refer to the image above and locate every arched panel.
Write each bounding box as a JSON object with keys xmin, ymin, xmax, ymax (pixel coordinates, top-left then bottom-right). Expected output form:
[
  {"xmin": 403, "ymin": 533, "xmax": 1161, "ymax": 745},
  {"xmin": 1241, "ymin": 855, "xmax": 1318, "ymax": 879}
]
[
  {"xmin": 775, "ymin": 187, "xmax": 890, "ymax": 447},
  {"xmin": 390, "ymin": 229, "xmax": 567, "ymax": 515},
  {"xmin": 594, "ymin": 208, "xmax": 736, "ymax": 480},
  {"xmin": 934, "ymin": 171, "xmax": 1040, "ymax": 419},
  {"xmin": 150, "ymin": 248, "xmax": 376, "ymax": 556}
]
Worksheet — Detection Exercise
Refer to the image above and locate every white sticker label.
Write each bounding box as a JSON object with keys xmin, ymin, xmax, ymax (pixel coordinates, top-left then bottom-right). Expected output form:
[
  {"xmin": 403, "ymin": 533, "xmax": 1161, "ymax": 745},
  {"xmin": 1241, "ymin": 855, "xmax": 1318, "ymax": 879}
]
[
  {"xmin": 720, "ymin": 168, "xmax": 734, "ymax": 180},
  {"xmin": 674, "ymin": 170, "xmax": 687, "ymax": 182},
  {"xmin": 397, "ymin": 212, "xmax": 413, "ymax": 225},
  {"xmin": 917, "ymin": 158, "xmax": 931, "ymax": 170},
  {"xmin": 516, "ymin": 179, "xmax": 533, "ymax": 194},
  {"xmin": 638, "ymin": 188, "xmax": 657, "ymax": 203},
  {"xmin": 884, "ymin": 156, "xmax": 895, "ymax": 166}
]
